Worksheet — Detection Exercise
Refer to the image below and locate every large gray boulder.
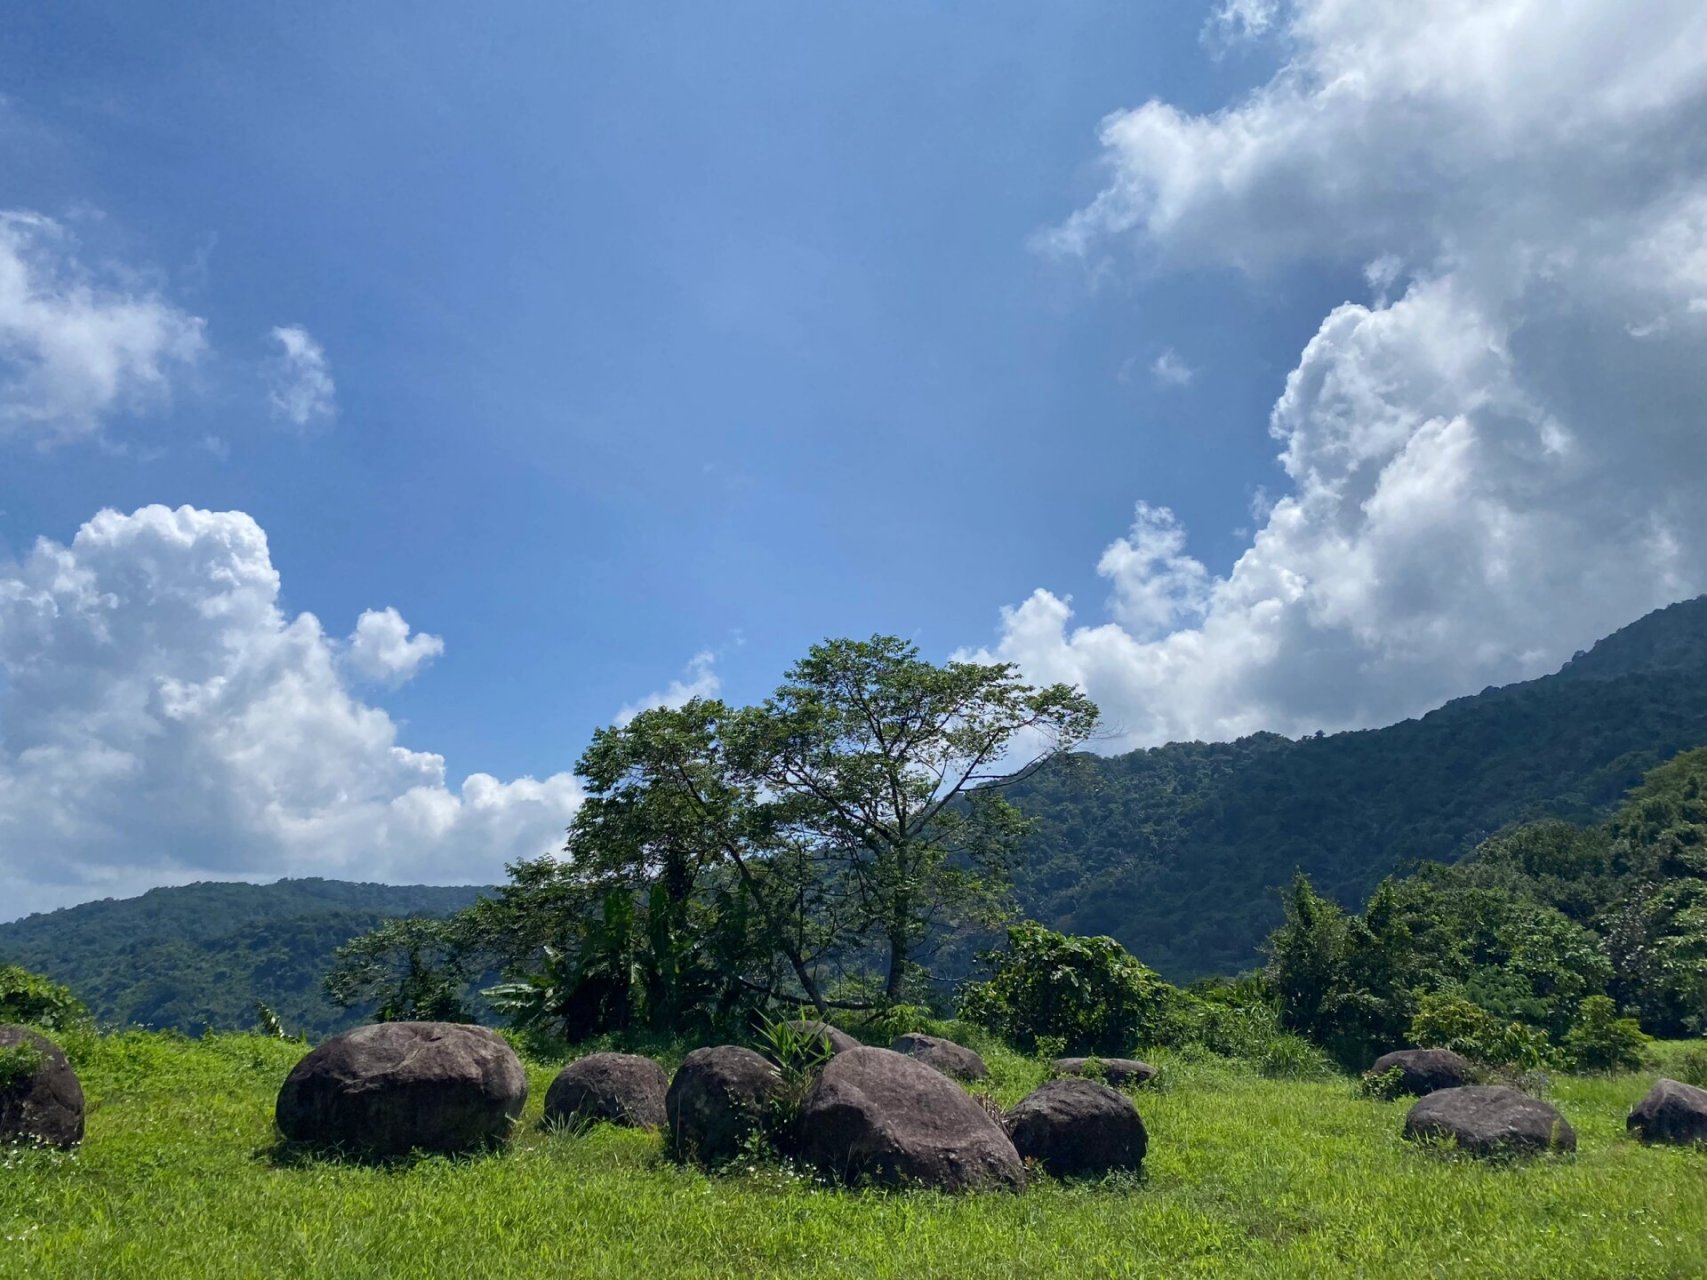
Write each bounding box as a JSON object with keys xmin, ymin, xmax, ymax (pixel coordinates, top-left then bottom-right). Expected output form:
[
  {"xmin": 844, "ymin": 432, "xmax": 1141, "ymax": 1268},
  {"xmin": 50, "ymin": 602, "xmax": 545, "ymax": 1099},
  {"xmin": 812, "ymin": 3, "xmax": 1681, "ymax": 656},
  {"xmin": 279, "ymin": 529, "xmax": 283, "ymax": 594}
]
[
  {"xmin": 797, "ymin": 1046, "xmax": 1024, "ymax": 1192},
  {"xmin": 544, "ymin": 1052, "xmax": 669, "ymax": 1130},
  {"xmin": 1627, "ymin": 1078, "xmax": 1707, "ymax": 1146},
  {"xmin": 665, "ymin": 1045, "xmax": 783, "ymax": 1166},
  {"xmin": 1008, "ymin": 1077, "xmax": 1147, "ymax": 1177},
  {"xmin": 1052, "ymin": 1057, "xmax": 1158, "ymax": 1089},
  {"xmin": 891, "ymin": 1032, "xmax": 988, "ymax": 1081},
  {"xmin": 1402, "ymin": 1085, "xmax": 1576, "ymax": 1157},
  {"xmin": 1368, "ymin": 1047, "xmax": 1476, "ymax": 1096},
  {"xmin": 275, "ymin": 1021, "xmax": 527, "ymax": 1157},
  {"xmin": 0, "ymin": 1026, "xmax": 84, "ymax": 1149}
]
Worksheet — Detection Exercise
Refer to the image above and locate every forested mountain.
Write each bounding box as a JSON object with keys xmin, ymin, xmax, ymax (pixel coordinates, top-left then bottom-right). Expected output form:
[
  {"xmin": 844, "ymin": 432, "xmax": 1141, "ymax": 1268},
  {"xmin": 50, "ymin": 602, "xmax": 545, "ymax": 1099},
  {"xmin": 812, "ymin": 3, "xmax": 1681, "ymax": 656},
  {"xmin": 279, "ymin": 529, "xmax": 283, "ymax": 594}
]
[
  {"xmin": 0, "ymin": 880, "xmax": 487, "ymax": 1036},
  {"xmin": 1003, "ymin": 596, "xmax": 1707, "ymax": 978}
]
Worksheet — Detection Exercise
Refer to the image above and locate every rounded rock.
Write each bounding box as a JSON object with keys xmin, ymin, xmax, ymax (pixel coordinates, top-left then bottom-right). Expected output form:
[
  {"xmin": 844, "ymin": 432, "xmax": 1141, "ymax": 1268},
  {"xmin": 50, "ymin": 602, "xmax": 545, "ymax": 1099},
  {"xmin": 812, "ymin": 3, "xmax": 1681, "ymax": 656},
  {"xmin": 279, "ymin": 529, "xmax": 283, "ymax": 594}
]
[
  {"xmin": 1052, "ymin": 1057, "xmax": 1158, "ymax": 1089},
  {"xmin": 275, "ymin": 1021, "xmax": 528, "ymax": 1157},
  {"xmin": 797, "ymin": 1046, "xmax": 1024, "ymax": 1192},
  {"xmin": 1402, "ymin": 1085, "xmax": 1575, "ymax": 1157},
  {"xmin": 665, "ymin": 1045, "xmax": 783, "ymax": 1166},
  {"xmin": 0, "ymin": 1025, "xmax": 84, "ymax": 1150},
  {"xmin": 1627, "ymin": 1077, "xmax": 1707, "ymax": 1146},
  {"xmin": 544, "ymin": 1052, "xmax": 669, "ymax": 1130},
  {"xmin": 1368, "ymin": 1047, "xmax": 1476, "ymax": 1096},
  {"xmin": 890, "ymin": 1032, "xmax": 988, "ymax": 1081},
  {"xmin": 1008, "ymin": 1077, "xmax": 1147, "ymax": 1177}
]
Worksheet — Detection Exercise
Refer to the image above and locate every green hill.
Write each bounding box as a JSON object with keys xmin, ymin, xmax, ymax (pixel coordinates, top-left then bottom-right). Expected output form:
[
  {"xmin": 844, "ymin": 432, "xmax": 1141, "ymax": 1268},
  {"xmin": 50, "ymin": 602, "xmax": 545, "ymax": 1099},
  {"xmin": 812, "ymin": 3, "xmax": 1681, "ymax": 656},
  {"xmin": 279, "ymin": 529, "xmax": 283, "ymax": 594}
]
[
  {"xmin": 1003, "ymin": 596, "xmax": 1707, "ymax": 978},
  {"xmin": 0, "ymin": 879, "xmax": 488, "ymax": 1036}
]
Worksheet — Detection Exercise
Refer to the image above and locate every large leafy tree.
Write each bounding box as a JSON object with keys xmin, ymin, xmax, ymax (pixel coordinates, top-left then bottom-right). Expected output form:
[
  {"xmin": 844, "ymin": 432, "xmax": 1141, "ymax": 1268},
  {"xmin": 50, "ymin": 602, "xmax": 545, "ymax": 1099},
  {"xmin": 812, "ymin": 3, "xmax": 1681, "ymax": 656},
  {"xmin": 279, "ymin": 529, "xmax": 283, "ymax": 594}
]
[{"xmin": 727, "ymin": 636, "xmax": 1100, "ymax": 999}]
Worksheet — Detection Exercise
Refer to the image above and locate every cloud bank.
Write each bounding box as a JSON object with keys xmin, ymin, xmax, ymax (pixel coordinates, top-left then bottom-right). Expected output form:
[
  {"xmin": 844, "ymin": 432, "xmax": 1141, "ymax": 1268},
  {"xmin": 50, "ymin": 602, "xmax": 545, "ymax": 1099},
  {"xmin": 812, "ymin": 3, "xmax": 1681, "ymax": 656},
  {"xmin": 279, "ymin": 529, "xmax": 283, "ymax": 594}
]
[
  {"xmin": 0, "ymin": 212, "xmax": 206, "ymax": 446},
  {"xmin": 976, "ymin": 0, "xmax": 1707, "ymax": 750},
  {"xmin": 613, "ymin": 651, "xmax": 721, "ymax": 727},
  {"xmin": 0, "ymin": 505, "xmax": 582, "ymax": 918}
]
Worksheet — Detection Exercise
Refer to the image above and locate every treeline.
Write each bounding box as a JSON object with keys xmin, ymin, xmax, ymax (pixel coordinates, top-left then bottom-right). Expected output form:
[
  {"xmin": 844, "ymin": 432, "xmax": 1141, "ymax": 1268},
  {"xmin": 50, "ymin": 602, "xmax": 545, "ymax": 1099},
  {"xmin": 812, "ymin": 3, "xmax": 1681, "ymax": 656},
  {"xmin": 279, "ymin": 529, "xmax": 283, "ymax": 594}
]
[{"xmin": 1002, "ymin": 595, "xmax": 1707, "ymax": 977}]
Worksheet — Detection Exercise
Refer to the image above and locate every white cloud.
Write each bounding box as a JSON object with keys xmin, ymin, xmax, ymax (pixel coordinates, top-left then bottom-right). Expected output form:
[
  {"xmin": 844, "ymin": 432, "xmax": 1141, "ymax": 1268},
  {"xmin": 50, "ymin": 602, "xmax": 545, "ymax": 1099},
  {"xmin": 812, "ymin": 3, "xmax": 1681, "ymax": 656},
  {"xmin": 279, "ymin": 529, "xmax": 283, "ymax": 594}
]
[
  {"xmin": 1150, "ymin": 347, "xmax": 1195, "ymax": 387},
  {"xmin": 978, "ymin": 0, "xmax": 1707, "ymax": 751},
  {"xmin": 0, "ymin": 505, "xmax": 582, "ymax": 919},
  {"xmin": 613, "ymin": 651, "xmax": 721, "ymax": 727},
  {"xmin": 266, "ymin": 324, "xmax": 336, "ymax": 427},
  {"xmin": 1203, "ymin": 0, "xmax": 1282, "ymax": 52},
  {"xmin": 342, "ymin": 607, "xmax": 445, "ymax": 686},
  {"xmin": 0, "ymin": 211, "xmax": 206, "ymax": 446}
]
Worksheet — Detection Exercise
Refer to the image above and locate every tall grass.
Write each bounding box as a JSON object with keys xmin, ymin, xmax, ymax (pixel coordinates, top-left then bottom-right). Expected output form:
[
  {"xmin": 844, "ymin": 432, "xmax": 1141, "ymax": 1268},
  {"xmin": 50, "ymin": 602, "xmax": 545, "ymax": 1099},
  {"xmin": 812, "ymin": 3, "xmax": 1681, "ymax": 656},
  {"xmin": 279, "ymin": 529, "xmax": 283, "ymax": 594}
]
[{"xmin": 1, "ymin": 1030, "xmax": 1704, "ymax": 1279}]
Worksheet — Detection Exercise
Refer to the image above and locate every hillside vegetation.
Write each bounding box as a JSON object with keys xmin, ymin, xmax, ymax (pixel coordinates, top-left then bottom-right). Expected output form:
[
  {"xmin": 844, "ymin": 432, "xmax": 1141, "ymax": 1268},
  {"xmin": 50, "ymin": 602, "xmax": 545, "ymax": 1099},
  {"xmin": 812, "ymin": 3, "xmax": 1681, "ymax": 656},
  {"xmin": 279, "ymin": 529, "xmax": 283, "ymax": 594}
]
[
  {"xmin": 0, "ymin": 881, "xmax": 485, "ymax": 1037},
  {"xmin": 1004, "ymin": 595, "xmax": 1707, "ymax": 976},
  {"xmin": 1, "ymin": 1029, "xmax": 1702, "ymax": 1279}
]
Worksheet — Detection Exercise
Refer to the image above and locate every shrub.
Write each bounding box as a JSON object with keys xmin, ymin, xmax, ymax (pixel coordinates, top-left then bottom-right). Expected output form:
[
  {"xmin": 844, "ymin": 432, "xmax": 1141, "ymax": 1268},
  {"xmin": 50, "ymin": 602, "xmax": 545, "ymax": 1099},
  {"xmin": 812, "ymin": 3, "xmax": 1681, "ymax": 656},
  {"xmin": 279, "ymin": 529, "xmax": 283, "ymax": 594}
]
[
  {"xmin": 1560, "ymin": 996, "xmax": 1649, "ymax": 1073},
  {"xmin": 1673, "ymin": 1046, "xmax": 1707, "ymax": 1087},
  {"xmin": 0, "ymin": 965, "xmax": 88, "ymax": 1031},
  {"xmin": 1257, "ymin": 1033, "xmax": 1335, "ymax": 1080},
  {"xmin": 0, "ymin": 1039, "xmax": 46, "ymax": 1089},
  {"xmin": 1408, "ymin": 992, "xmax": 1552, "ymax": 1071},
  {"xmin": 959, "ymin": 923, "xmax": 1176, "ymax": 1056}
]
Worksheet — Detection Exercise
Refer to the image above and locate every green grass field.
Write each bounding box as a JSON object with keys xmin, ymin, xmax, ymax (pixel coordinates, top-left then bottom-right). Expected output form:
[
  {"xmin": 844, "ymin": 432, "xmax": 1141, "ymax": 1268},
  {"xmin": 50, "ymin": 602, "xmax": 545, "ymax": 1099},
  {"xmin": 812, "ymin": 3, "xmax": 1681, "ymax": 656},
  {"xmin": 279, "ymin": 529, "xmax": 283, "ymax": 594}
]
[{"xmin": 3, "ymin": 1030, "xmax": 1704, "ymax": 1279}]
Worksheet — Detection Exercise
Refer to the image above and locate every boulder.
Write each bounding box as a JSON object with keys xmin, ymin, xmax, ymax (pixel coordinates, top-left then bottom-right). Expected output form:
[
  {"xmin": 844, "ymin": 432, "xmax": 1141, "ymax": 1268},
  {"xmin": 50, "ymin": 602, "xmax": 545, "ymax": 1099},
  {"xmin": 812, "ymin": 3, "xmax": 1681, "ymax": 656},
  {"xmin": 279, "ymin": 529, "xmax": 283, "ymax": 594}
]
[
  {"xmin": 275, "ymin": 1021, "xmax": 527, "ymax": 1157},
  {"xmin": 775, "ymin": 1019, "xmax": 860, "ymax": 1058},
  {"xmin": 665, "ymin": 1045, "xmax": 782, "ymax": 1165},
  {"xmin": 1008, "ymin": 1078, "xmax": 1147, "ymax": 1177},
  {"xmin": 1627, "ymin": 1077, "xmax": 1707, "ymax": 1146},
  {"xmin": 0, "ymin": 1026, "xmax": 84, "ymax": 1149},
  {"xmin": 797, "ymin": 1046, "xmax": 1024, "ymax": 1192},
  {"xmin": 1402, "ymin": 1085, "xmax": 1575, "ymax": 1157},
  {"xmin": 544, "ymin": 1052, "xmax": 669, "ymax": 1130},
  {"xmin": 890, "ymin": 1032, "xmax": 988, "ymax": 1081},
  {"xmin": 1052, "ymin": 1057, "xmax": 1158, "ymax": 1089},
  {"xmin": 1368, "ymin": 1047, "xmax": 1476, "ymax": 1096}
]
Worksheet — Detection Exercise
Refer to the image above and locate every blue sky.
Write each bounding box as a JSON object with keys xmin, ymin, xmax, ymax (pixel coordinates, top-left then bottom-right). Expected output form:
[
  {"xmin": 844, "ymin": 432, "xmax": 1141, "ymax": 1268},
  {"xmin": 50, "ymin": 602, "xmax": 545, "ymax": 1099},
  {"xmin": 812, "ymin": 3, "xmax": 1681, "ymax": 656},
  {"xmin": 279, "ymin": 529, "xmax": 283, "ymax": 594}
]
[{"xmin": 4, "ymin": 1, "xmax": 1707, "ymax": 916}]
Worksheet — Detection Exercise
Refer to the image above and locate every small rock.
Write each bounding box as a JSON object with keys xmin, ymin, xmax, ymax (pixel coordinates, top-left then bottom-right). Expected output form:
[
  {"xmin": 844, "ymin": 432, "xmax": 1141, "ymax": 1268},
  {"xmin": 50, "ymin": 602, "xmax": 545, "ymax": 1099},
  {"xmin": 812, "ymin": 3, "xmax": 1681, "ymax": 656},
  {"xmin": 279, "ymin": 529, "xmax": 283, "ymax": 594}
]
[
  {"xmin": 665, "ymin": 1045, "xmax": 783, "ymax": 1166},
  {"xmin": 1008, "ymin": 1077, "xmax": 1147, "ymax": 1176},
  {"xmin": 891, "ymin": 1032, "xmax": 988, "ymax": 1081},
  {"xmin": 797, "ymin": 1046, "xmax": 1023, "ymax": 1192},
  {"xmin": 1052, "ymin": 1057, "xmax": 1158, "ymax": 1088},
  {"xmin": 0, "ymin": 1025, "xmax": 84, "ymax": 1149},
  {"xmin": 275, "ymin": 1021, "xmax": 527, "ymax": 1157},
  {"xmin": 1627, "ymin": 1077, "xmax": 1707, "ymax": 1146},
  {"xmin": 544, "ymin": 1052, "xmax": 669, "ymax": 1130},
  {"xmin": 1368, "ymin": 1047, "xmax": 1476, "ymax": 1095},
  {"xmin": 1402, "ymin": 1085, "xmax": 1575, "ymax": 1157}
]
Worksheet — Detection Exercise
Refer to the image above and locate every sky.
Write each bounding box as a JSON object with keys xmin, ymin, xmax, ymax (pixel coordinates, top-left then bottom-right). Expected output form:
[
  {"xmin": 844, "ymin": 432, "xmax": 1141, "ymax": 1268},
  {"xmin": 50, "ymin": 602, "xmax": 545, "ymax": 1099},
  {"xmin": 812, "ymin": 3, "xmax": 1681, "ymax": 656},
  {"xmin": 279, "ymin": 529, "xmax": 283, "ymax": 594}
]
[{"xmin": 3, "ymin": 0, "xmax": 1707, "ymax": 919}]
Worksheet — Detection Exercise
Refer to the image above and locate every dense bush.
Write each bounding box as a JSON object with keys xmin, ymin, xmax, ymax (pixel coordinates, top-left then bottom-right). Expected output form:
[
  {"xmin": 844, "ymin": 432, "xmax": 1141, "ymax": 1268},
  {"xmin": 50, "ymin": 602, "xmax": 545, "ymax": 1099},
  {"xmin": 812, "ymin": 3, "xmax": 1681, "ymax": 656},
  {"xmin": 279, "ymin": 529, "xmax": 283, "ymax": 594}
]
[
  {"xmin": 959, "ymin": 923, "xmax": 1176, "ymax": 1055},
  {"xmin": 0, "ymin": 964, "xmax": 89, "ymax": 1030},
  {"xmin": 1408, "ymin": 992, "xmax": 1552, "ymax": 1071},
  {"xmin": 1561, "ymin": 996, "xmax": 1650, "ymax": 1072}
]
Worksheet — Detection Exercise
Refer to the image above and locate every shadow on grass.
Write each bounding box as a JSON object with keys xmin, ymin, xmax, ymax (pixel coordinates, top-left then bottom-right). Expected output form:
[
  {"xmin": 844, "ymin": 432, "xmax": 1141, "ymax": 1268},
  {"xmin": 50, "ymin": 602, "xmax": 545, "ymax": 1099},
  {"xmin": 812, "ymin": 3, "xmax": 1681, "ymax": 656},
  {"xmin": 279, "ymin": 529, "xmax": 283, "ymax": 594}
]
[{"xmin": 255, "ymin": 1134, "xmax": 517, "ymax": 1172}]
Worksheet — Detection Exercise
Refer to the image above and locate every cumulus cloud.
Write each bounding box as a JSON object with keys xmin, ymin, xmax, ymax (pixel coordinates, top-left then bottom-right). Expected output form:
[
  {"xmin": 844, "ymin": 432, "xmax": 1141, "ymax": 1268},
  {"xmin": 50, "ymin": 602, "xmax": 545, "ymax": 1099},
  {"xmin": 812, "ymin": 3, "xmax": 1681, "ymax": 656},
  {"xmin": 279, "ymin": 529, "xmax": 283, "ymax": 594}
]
[
  {"xmin": 613, "ymin": 651, "xmax": 721, "ymax": 727},
  {"xmin": 343, "ymin": 607, "xmax": 445, "ymax": 686},
  {"xmin": 1202, "ymin": 0, "xmax": 1282, "ymax": 52},
  {"xmin": 1150, "ymin": 347, "xmax": 1195, "ymax": 387},
  {"xmin": 0, "ymin": 505, "xmax": 582, "ymax": 919},
  {"xmin": 978, "ymin": 0, "xmax": 1707, "ymax": 750},
  {"xmin": 0, "ymin": 211, "xmax": 206, "ymax": 446},
  {"xmin": 266, "ymin": 324, "xmax": 336, "ymax": 427}
]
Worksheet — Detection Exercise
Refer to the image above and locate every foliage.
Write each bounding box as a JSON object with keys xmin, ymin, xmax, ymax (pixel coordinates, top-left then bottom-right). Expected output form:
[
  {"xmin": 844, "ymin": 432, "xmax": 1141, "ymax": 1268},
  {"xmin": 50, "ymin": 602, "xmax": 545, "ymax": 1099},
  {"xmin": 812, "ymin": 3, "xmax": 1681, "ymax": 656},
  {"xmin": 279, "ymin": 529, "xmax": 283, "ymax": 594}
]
[
  {"xmin": 1408, "ymin": 992, "xmax": 1553, "ymax": 1071},
  {"xmin": 959, "ymin": 923, "xmax": 1175, "ymax": 1055},
  {"xmin": 324, "ymin": 917, "xmax": 475, "ymax": 1023},
  {"xmin": 0, "ymin": 879, "xmax": 485, "ymax": 1037},
  {"xmin": 3, "ymin": 1029, "xmax": 1705, "ymax": 1278},
  {"xmin": 1561, "ymin": 996, "xmax": 1649, "ymax": 1073},
  {"xmin": 0, "ymin": 1039, "xmax": 45, "ymax": 1089},
  {"xmin": 1000, "ymin": 595, "xmax": 1707, "ymax": 978},
  {"xmin": 441, "ymin": 635, "xmax": 1096, "ymax": 1044},
  {"xmin": 1674, "ymin": 1046, "xmax": 1707, "ymax": 1087},
  {"xmin": 0, "ymin": 964, "xmax": 88, "ymax": 1031}
]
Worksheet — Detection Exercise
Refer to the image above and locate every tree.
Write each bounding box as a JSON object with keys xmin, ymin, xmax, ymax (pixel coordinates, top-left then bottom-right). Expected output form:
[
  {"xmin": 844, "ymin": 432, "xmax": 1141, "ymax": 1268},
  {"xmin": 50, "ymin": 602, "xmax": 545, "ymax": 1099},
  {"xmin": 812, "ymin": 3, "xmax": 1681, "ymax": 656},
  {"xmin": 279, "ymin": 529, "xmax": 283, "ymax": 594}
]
[
  {"xmin": 324, "ymin": 918, "xmax": 473, "ymax": 1023},
  {"xmin": 729, "ymin": 636, "xmax": 1099, "ymax": 999},
  {"xmin": 510, "ymin": 634, "xmax": 1098, "ymax": 1027}
]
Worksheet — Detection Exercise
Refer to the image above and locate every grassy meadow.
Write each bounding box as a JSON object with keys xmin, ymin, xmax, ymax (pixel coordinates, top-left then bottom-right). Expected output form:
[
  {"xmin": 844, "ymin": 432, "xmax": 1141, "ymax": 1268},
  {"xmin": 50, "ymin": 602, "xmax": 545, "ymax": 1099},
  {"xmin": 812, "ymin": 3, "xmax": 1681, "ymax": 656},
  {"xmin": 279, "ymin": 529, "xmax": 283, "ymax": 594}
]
[{"xmin": 2, "ymin": 1029, "xmax": 1704, "ymax": 1279}]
